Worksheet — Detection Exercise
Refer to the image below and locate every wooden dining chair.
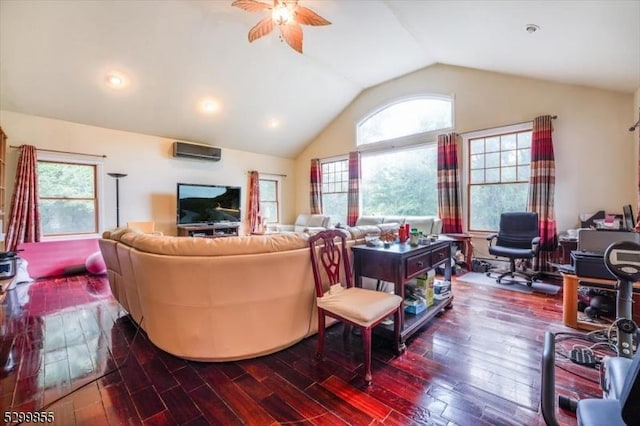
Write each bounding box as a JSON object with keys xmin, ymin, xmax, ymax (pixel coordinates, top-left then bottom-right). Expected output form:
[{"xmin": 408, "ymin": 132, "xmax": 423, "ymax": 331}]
[{"xmin": 308, "ymin": 229, "xmax": 404, "ymax": 385}]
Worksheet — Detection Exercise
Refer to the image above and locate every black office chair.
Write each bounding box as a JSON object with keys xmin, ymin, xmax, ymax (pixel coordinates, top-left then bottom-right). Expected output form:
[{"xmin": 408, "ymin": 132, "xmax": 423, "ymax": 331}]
[{"xmin": 486, "ymin": 212, "xmax": 540, "ymax": 286}]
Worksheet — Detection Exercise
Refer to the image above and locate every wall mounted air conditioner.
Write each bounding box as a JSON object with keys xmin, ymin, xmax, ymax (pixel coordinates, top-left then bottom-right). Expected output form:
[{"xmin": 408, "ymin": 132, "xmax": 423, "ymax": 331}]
[{"xmin": 173, "ymin": 141, "xmax": 221, "ymax": 161}]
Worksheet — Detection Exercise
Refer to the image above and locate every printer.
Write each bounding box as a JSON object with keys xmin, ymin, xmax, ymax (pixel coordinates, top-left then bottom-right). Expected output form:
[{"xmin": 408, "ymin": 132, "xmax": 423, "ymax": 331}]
[{"xmin": 571, "ymin": 229, "xmax": 640, "ymax": 280}]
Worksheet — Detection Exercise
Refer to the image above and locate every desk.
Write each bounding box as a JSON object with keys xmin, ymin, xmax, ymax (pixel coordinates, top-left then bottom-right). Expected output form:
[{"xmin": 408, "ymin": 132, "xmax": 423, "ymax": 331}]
[
  {"xmin": 351, "ymin": 239, "xmax": 453, "ymax": 348},
  {"xmin": 443, "ymin": 233, "xmax": 474, "ymax": 269},
  {"xmin": 562, "ymin": 273, "xmax": 640, "ymax": 331}
]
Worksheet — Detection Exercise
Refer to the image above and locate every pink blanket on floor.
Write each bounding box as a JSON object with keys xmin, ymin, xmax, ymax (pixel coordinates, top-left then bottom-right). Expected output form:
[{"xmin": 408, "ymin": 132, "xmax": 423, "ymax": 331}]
[{"xmin": 17, "ymin": 238, "xmax": 99, "ymax": 279}]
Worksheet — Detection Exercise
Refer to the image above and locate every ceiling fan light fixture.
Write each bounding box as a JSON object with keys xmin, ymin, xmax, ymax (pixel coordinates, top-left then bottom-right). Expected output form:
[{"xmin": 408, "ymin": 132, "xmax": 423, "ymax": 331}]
[
  {"xmin": 232, "ymin": 0, "xmax": 331, "ymax": 54},
  {"xmin": 272, "ymin": 2, "xmax": 293, "ymax": 25}
]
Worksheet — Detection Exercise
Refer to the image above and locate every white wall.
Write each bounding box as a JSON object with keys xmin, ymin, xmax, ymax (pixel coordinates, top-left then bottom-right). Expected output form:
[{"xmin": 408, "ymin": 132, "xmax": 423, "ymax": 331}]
[
  {"xmin": 295, "ymin": 64, "xmax": 637, "ymax": 234},
  {"xmin": 0, "ymin": 110, "xmax": 296, "ymax": 236}
]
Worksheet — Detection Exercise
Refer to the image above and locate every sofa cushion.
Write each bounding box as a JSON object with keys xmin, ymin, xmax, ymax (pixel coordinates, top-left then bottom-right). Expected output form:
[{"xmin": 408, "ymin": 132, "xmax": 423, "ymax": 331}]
[
  {"xmin": 348, "ymin": 225, "xmax": 383, "ymax": 240},
  {"xmin": 405, "ymin": 216, "xmax": 435, "ymax": 235},
  {"xmin": 356, "ymin": 216, "xmax": 384, "ymax": 226},
  {"xmin": 308, "ymin": 214, "xmax": 328, "ymax": 227},
  {"xmin": 378, "ymin": 222, "xmax": 401, "ymax": 232},
  {"xmin": 294, "ymin": 214, "xmax": 312, "ymax": 226},
  {"xmin": 383, "ymin": 216, "xmax": 406, "ymax": 225}
]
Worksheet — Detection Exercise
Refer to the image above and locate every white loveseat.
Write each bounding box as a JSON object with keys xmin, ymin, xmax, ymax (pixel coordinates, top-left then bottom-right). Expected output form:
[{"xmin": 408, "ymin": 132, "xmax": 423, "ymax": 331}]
[
  {"xmin": 354, "ymin": 215, "xmax": 443, "ymax": 235},
  {"xmin": 278, "ymin": 213, "xmax": 331, "ymax": 233}
]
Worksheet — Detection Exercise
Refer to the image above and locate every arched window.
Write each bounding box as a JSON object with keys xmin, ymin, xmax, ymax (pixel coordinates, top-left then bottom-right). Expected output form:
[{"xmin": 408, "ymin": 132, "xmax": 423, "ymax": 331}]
[{"xmin": 357, "ymin": 95, "xmax": 453, "ymax": 146}]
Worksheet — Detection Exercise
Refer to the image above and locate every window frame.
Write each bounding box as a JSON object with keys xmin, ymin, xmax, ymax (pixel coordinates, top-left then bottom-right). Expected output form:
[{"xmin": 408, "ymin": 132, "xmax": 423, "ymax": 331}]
[
  {"xmin": 320, "ymin": 157, "xmax": 349, "ymax": 225},
  {"xmin": 462, "ymin": 122, "xmax": 533, "ymax": 233},
  {"xmin": 37, "ymin": 151, "xmax": 104, "ymax": 240},
  {"xmin": 258, "ymin": 177, "xmax": 280, "ymax": 224},
  {"xmin": 355, "ymin": 93, "xmax": 455, "ymax": 151}
]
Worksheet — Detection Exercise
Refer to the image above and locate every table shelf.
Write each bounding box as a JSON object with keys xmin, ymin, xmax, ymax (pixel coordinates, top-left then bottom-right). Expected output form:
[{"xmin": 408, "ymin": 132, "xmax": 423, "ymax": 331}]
[{"xmin": 352, "ymin": 238, "xmax": 454, "ymax": 347}]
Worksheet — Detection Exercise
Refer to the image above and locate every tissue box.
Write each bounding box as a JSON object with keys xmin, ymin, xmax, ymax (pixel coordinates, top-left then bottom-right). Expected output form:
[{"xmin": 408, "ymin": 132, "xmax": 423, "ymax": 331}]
[
  {"xmin": 434, "ymin": 280, "xmax": 451, "ymax": 300},
  {"xmin": 416, "ymin": 270, "xmax": 435, "ymax": 307},
  {"xmin": 404, "ymin": 298, "xmax": 426, "ymax": 314}
]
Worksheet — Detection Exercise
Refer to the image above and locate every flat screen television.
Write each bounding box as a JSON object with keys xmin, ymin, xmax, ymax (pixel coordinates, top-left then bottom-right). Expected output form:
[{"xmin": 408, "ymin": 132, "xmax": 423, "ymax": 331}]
[{"xmin": 177, "ymin": 183, "xmax": 241, "ymax": 225}]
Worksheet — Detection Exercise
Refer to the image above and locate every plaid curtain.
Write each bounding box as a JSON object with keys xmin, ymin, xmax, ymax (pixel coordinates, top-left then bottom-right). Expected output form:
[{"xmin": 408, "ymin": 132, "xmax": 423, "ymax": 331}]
[
  {"xmin": 310, "ymin": 158, "xmax": 322, "ymax": 214},
  {"xmin": 437, "ymin": 133, "xmax": 463, "ymax": 233},
  {"xmin": 6, "ymin": 145, "xmax": 41, "ymax": 251},
  {"xmin": 247, "ymin": 170, "xmax": 261, "ymax": 233},
  {"xmin": 527, "ymin": 115, "xmax": 557, "ymax": 271},
  {"xmin": 347, "ymin": 151, "xmax": 360, "ymax": 226}
]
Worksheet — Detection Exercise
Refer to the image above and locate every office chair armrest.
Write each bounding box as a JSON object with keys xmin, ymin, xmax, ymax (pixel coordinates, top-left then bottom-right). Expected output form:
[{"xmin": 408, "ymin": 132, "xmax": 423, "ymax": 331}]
[
  {"xmin": 532, "ymin": 236, "xmax": 541, "ymax": 252},
  {"xmin": 486, "ymin": 233, "xmax": 497, "ymax": 247}
]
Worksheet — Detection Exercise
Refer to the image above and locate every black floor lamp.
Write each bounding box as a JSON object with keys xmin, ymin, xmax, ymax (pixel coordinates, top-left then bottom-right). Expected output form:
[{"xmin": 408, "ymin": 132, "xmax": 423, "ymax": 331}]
[{"xmin": 107, "ymin": 173, "xmax": 127, "ymax": 227}]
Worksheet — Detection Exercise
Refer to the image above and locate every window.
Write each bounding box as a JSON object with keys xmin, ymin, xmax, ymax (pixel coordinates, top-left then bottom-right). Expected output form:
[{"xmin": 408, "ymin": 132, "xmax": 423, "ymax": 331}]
[
  {"xmin": 361, "ymin": 144, "xmax": 438, "ymax": 216},
  {"xmin": 321, "ymin": 159, "xmax": 348, "ymax": 225},
  {"xmin": 357, "ymin": 95, "xmax": 453, "ymax": 146},
  {"xmin": 38, "ymin": 160, "xmax": 99, "ymax": 236},
  {"xmin": 259, "ymin": 178, "xmax": 279, "ymax": 223},
  {"xmin": 467, "ymin": 128, "xmax": 532, "ymax": 231}
]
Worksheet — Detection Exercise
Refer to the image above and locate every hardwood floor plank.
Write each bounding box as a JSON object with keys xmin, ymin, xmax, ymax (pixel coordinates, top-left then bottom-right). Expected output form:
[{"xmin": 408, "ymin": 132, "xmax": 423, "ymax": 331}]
[
  {"xmin": 321, "ymin": 375, "xmax": 392, "ymax": 421},
  {"xmin": 159, "ymin": 386, "xmax": 202, "ymax": 425},
  {"xmin": 212, "ymin": 380, "xmax": 276, "ymax": 424},
  {"xmin": 130, "ymin": 385, "xmax": 167, "ymax": 421},
  {"xmin": 261, "ymin": 374, "xmax": 348, "ymax": 426},
  {"xmin": 304, "ymin": 382, "xmax": 374, "ymax": 425},
  {"xmin": 188, "ymin": 384, "xmax": 243, "ymax": 426}
]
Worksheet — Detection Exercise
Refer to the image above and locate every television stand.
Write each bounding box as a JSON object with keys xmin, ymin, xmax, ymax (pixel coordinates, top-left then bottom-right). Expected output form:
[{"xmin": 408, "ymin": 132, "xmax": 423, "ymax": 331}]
[{"xmin": 177, "ymin": 223, "xmax": 240, "ymax": 238}]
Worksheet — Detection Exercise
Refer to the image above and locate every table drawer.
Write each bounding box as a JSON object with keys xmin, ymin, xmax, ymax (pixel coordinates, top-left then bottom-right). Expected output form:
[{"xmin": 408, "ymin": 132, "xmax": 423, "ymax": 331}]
[
  {"xmin": 406, "ymin": 252, "xmax": 431, "ymax": 279},
  {"xmin": 431, "ymin": 246, "xmax": 450, "ymax": 266}
]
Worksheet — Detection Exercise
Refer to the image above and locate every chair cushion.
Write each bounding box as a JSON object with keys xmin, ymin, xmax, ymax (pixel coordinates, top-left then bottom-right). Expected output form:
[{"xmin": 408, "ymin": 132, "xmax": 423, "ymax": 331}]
[
  {"xmin": 489, "ymin": 245, "xmax": 535, "ymax": 258},
  {"xmin": 317, "ymin": 286, "xmax": 402, "ymax": 327},
  {"xmin": 577, "ymin": 399, "xmax": 625, "ymax": 426}
]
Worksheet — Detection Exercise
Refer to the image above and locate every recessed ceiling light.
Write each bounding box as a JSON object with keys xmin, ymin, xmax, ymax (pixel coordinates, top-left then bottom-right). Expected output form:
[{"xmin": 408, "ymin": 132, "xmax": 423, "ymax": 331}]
[
  {"xmin": 525, "ymin": 24, "xmax": 540, "ymax": 34},
  {"xmin": 268, "ymin": 119, "xmax": 280, "ymax": 129},
  {"xmin": 106, "ymin": 73, "xmax": 126, "ymax": 88},
  {"xmin": 200, "ymin": 99, "xmax": 221, "ymax": 114}
]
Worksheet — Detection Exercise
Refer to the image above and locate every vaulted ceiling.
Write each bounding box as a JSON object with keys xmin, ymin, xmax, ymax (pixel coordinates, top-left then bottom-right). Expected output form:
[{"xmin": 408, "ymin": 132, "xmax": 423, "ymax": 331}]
[{"xmin": 1, "ymin": 0, "xmax": 638, "ymax": 158}]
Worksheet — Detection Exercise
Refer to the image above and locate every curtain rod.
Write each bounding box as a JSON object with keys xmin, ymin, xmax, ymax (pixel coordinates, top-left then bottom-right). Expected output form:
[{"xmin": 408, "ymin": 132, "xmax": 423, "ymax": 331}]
[
  {"xmin": 460, "ymin": 115, "xmax": 557, "ymax": 135},
  {"xmin": 10, "ymin": 145, "xmax": 107, "ymax": 158},
  {"xmin": 629, "ymin": 119, "xmax": 640, "ymax": 132},
  {"xmin": 249, "ymin": 170, "xmax": 287, "ymax": 178}
]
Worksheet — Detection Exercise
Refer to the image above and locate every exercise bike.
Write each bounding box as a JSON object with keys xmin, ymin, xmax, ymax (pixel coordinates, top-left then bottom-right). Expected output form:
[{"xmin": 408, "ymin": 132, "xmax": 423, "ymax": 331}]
[{"xmin": 541, "ymin": 240, "xmax": 640, "ymax": 426}]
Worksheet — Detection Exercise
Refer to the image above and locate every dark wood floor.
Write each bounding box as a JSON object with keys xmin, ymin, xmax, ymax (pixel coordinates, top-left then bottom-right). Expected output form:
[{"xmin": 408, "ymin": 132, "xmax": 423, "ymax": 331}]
[{"xmin": 1, "ymin": 273, "xmax": 603, "ymax": 425}]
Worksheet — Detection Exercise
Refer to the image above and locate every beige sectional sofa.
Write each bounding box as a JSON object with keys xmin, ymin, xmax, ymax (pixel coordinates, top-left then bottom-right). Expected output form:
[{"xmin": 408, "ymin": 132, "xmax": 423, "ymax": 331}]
[
  {"xmin": 100, "ymin": 229, "xmax": 324, "ymax": 362},
  {"xmin": 99, "ymin": 215, "xmax": 441, "ymax": 362}
]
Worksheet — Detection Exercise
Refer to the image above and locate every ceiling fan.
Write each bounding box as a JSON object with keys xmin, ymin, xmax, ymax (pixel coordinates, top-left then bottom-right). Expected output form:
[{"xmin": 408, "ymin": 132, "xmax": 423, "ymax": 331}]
[{"xmin": 232, "ymin": 0, "xmax": 331, "ymax": 54}]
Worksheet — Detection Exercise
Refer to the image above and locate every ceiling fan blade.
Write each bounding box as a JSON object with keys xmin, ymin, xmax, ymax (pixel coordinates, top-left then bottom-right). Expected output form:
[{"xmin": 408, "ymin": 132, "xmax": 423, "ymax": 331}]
[
  {"xmin": 231, "ymin": 0, "xmax": 271, "ymax": 13},
  {"xmin": 248, "ymin": 16, "xmax": 274, "ymax": 42},
  {"xmin": 280, "ymin": 23, "xmax": 303, "ymax": 54},
  {"xmin": 294, "ymin": 6, "xmax": 331, "ymax": 26}
]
